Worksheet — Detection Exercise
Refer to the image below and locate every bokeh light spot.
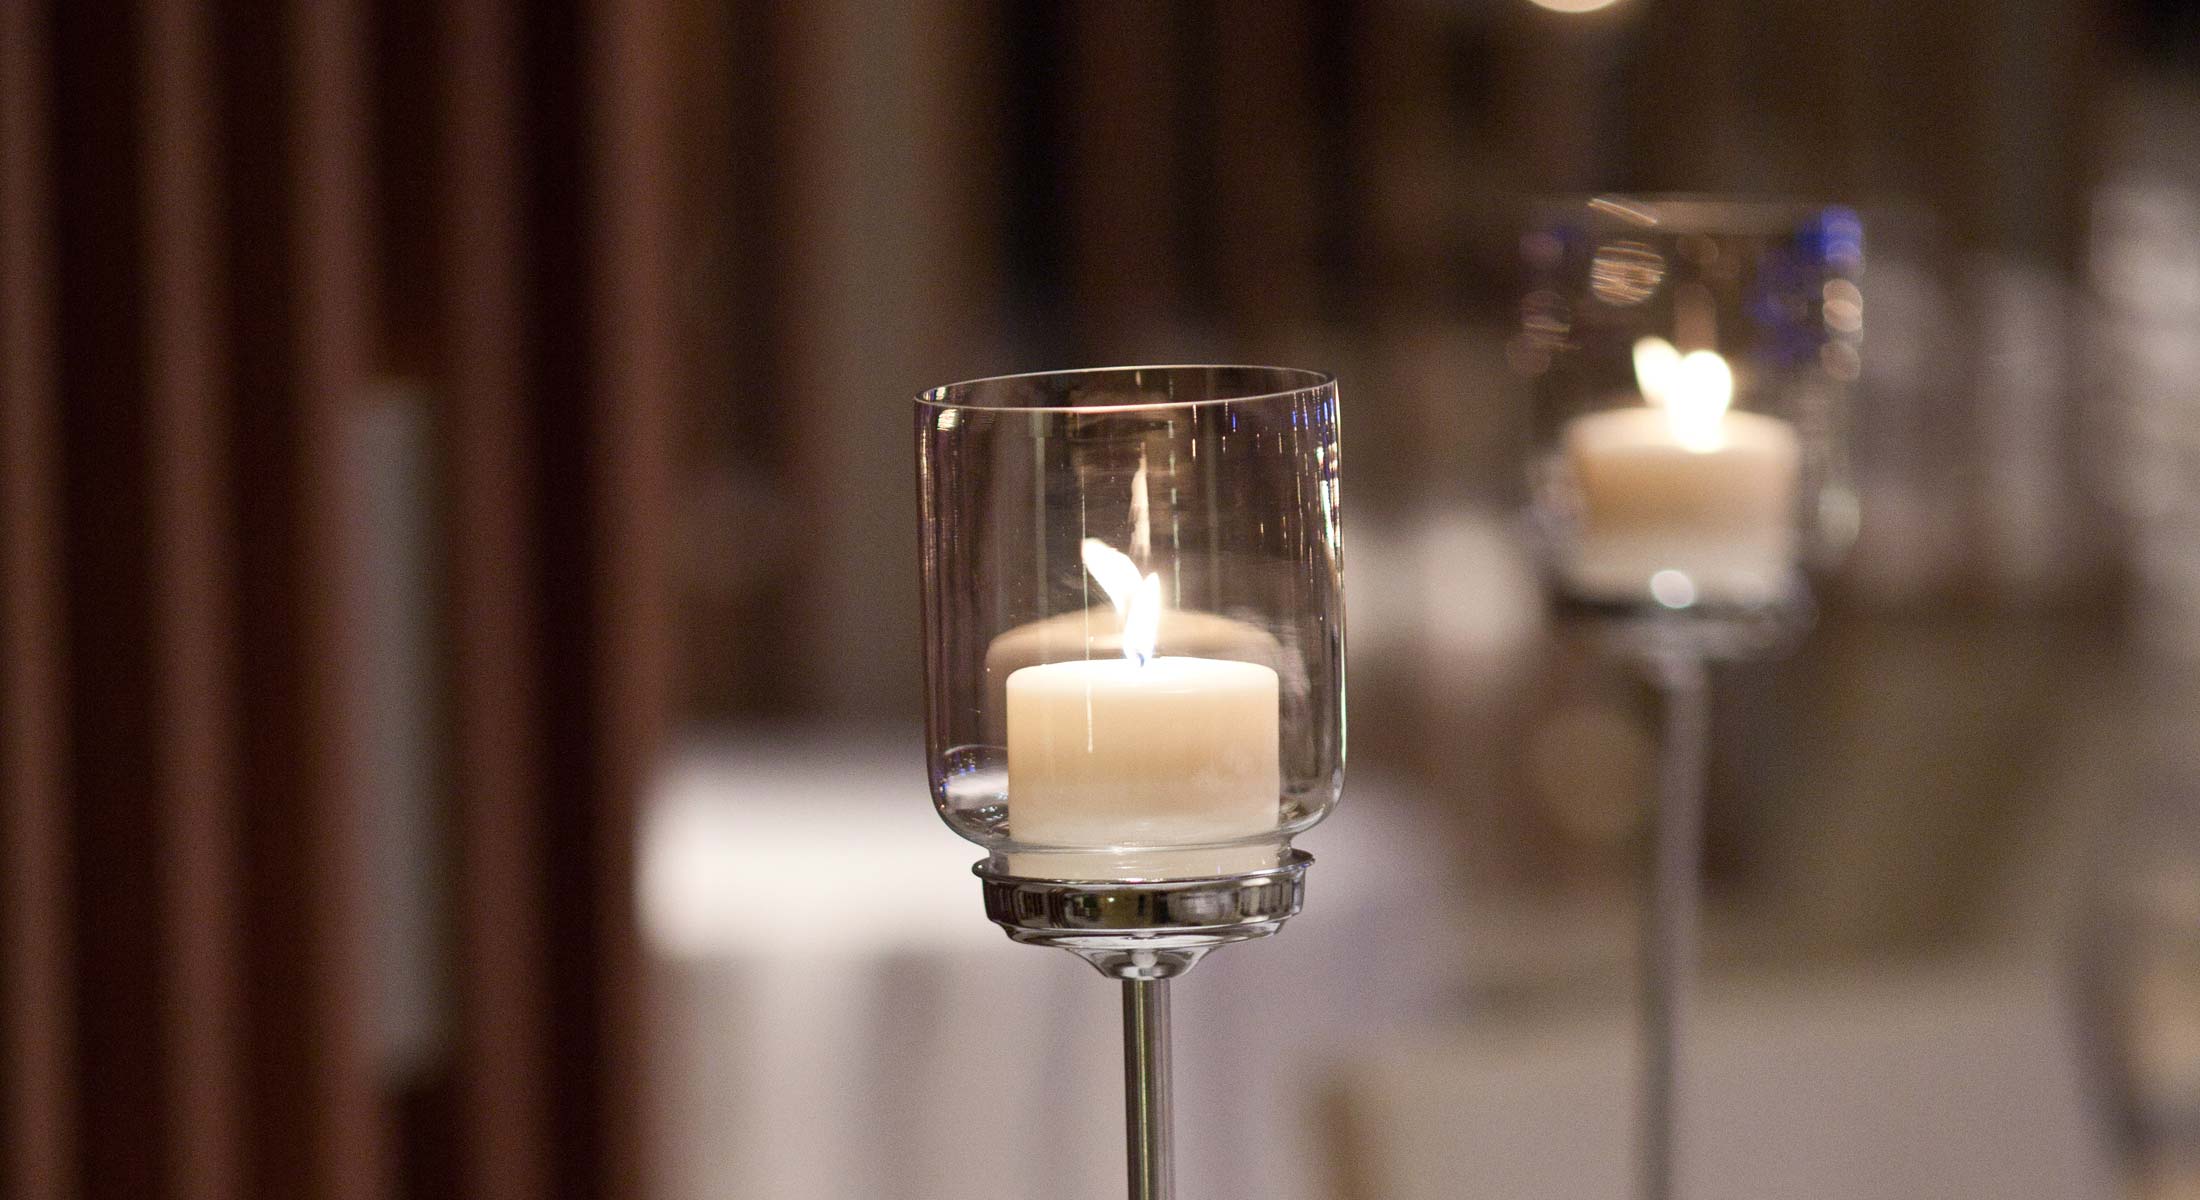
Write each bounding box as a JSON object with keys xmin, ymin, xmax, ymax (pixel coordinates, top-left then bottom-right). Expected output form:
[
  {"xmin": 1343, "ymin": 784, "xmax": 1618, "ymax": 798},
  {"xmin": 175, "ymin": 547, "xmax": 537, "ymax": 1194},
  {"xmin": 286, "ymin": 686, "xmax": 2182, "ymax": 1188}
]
[
  {"xmin": 1650, "ymin": 569, "xmax": 1698, "ymax": 609},
  {"xmin": 1589, "ymin": 241, "xmax": 1665, "ymax": 305}
]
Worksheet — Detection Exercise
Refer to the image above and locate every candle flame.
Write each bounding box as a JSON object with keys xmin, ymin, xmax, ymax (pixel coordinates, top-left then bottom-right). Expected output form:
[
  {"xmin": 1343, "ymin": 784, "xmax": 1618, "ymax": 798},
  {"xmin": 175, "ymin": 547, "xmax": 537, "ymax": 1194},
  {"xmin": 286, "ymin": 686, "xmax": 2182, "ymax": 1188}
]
[
  {"xmin": 1123, "ymin": 571, "xmax": 1161, "ymax": 666},
  {"xmin": 1632, "ymin": 336, "xmax": 1732, "ymax": 453},
  {"xmin": 1080, "ymin": 537, "xmax": 1162, "ymax": 665},
  {"xmin": 1080, "ymin": 538, "xmax": 1143, "ymax": 614}
]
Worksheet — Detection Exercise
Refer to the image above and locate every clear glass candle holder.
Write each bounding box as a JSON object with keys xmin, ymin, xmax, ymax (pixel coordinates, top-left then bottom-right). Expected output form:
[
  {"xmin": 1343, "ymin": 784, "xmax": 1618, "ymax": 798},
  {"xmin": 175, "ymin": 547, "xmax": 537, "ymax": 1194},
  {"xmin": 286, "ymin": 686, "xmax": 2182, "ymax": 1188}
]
[
  {"xmin": 916, "ymin": 366, "xmax": 1346, "ymax": 883},
  {"xmin": 1514, "ymin": 196, "xmax": 1863, "ymax": 631}
]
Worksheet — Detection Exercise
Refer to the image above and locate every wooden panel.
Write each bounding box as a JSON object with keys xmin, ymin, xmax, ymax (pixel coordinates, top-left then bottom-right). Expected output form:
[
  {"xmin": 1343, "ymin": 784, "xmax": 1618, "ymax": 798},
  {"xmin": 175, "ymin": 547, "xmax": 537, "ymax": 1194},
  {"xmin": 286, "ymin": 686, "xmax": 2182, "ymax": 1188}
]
[
  {"xmin": 0, "ymin": 1, "xmax": 72, "ymax": 1196},
  {"xmin": 1212, "ymin": 0, "xmax": 1320, "ymax": 344},
  {"xmin": 289, "ymin": 0, "xmax": 384, "ymax": 1192},
  {"xmin": 439, "ymin": 0, "xmax": 550, "ymax": 1196},
  {"xmin": 1066, "ymin": 2, "xmax": 1189, "ymax": 353},
  {"xmin": 7, "ymin": 0, "xmax": 678, "ymax": 1193},
  {"xmin": 773, "ymin": 0, "xmax": 992, "ymax": 715},
  {"xmin": 141, "ymin": 0, "xmax": 241, "ymax": 1196},
  {"xmin": 1353, "ymin": 0, "xmax": 1454, "ymax": 317},
  {"xmin": 217, "ymin": 0, "xmax": 386, "ymax": 1193},
  {"xmin": 579, "ymin": 0, "xmax": 678, "ymax": 1187},
  {"xmin": 48, "ymin": 2, "xmax": 168, "ymax": 1195},
  {"xmin": 289, "ymin": 0, "xmax": 385, "ymax": 1194}
]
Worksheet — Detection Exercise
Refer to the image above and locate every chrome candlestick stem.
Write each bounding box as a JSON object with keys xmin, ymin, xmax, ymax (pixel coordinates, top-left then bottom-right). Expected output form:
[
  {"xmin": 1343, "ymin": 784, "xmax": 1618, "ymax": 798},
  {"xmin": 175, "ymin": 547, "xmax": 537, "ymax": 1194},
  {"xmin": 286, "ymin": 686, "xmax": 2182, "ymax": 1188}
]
[
  {"xmin": 971, "ymin": 853, "xmax": 1312, "ymax": 1198},
  {"xmin": 1639, "ymin": 648, "xmax": 1711, "ymax": 1200},
  {"xmin": 1122, "ymin": 978, "xmax": 1175, "ymax": 1200},
  {"xmin": 1586, "ymin": 609, "xmax": 1778, "ymax": 1200}
]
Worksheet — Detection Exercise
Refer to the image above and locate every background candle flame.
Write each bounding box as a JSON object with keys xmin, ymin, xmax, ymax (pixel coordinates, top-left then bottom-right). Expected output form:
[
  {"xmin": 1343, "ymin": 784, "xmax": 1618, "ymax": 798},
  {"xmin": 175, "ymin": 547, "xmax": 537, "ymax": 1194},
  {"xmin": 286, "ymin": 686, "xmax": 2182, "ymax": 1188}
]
[
  {"xmin": 1668, "ymin": 350, "xmax": 1734, "ymax": 453},
  {"xmin": 1633, "ymin": 336, "xmax": 1733, "ymax": 453},
  {"xmin": 1632, "ymin": 336, "xmax": 1683, "ymax": 407}
]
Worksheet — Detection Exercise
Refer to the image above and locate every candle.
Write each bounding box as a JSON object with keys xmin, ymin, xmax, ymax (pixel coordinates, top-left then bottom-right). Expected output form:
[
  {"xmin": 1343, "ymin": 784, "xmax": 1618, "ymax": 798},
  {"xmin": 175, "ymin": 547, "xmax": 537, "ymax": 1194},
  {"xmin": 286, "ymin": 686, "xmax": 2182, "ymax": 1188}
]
[
  {"xmin": 1002, "ymin": 541, "xmax": 1283, "ymax": 879},
  {"xmin": 1006, "ymin": 656, "xmax": 1280, "ymax": 877},
  {"xmin": 1560, "ymin": 338, "xmax": 1800, "ymax": 606}
]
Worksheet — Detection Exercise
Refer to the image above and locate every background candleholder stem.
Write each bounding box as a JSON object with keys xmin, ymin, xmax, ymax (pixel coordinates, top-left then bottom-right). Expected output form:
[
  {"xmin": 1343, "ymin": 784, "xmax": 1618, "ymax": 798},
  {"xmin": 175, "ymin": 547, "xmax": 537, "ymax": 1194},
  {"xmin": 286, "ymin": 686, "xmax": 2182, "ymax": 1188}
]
[
  {"xmin": 1517, "ymin": 198, "xmax": 1865, "ymax": 1200},
  {"xmin": 1638, "ymin": 644, "xmax": 1712, "ymax": 1200}
]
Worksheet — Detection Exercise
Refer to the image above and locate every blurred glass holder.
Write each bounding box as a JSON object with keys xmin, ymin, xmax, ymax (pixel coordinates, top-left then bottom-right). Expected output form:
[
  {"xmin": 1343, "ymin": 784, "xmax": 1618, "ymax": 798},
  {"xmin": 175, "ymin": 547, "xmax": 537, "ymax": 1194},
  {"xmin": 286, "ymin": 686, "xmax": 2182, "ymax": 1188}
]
[
  {"xmin": 915, "ymin": 366, "xmax": 1348, "ymax": 1200},
  {"xmin": 1513, "ymin": 197, "xmax": 1865, "ymax": 1200}
]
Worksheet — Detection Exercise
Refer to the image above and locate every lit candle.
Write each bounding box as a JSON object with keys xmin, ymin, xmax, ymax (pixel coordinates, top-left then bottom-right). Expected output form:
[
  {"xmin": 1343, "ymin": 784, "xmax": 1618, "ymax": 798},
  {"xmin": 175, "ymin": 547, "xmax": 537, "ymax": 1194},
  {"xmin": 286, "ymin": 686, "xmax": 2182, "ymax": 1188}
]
[
  {"xmin": 1003, "ymin": 541, "xmax": 1282, "ymax": 879},
  {"xmin": 1560, "ymin": 338, "xmax": 1801, "ymax": 606}
]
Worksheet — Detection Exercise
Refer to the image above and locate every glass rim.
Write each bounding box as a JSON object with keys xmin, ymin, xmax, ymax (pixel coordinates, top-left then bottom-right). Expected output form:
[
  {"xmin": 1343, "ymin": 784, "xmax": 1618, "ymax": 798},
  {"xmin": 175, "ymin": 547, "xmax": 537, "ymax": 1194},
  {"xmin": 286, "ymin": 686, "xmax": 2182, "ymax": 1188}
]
[
  {"xmin": 915, "ymin": 363, "xmax": 1336, "ymax": 415},
  {"xmin": 1531, "ymin": 192, "xmax": 1859, "ymax": 234}
]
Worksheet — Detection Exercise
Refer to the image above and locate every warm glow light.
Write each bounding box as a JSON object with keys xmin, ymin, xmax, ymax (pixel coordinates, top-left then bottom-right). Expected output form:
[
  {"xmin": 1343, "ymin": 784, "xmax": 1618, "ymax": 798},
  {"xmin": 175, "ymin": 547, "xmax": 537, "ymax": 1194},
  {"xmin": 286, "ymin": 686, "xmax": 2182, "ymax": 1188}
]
[
  {"xmin": 1633, "ymin": 336, "xmax": 1732, "ymax": 453},
  {"xmin": 1649, "ymin": 569, "xmax": 1698, "ymax": 609},
  {"xmin": 1527, "ymin": 0, "xmax": 1627, "ymax": 11}
]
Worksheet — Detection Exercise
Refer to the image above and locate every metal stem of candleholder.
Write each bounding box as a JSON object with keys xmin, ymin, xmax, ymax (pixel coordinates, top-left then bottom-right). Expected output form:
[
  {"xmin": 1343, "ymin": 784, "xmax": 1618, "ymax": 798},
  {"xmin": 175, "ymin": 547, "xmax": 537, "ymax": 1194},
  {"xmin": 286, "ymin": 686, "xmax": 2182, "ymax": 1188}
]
[
  {"xmin": 973, "ymin": 851, "xmax": 1312, "ymax": 1199},
  {"xmin": 1640, "ymin": 648, "xmax": 1710, "ymax": 1200},
  {"xmin": 1575, "ymin": 589, "xmax": 1806, "ymax": 1200},
  {"xmin": 1122, "ymin": 978, "xmax": 1174, "ymax": 1200}
]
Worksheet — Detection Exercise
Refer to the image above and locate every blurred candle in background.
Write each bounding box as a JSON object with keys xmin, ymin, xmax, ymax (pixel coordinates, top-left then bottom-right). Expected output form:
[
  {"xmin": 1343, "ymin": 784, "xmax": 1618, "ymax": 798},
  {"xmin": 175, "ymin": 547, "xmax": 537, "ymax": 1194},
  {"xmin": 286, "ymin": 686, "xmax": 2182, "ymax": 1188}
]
[{"xmin": 1560, "ymin": 338, "xmax": 1801, "ymax": 606}]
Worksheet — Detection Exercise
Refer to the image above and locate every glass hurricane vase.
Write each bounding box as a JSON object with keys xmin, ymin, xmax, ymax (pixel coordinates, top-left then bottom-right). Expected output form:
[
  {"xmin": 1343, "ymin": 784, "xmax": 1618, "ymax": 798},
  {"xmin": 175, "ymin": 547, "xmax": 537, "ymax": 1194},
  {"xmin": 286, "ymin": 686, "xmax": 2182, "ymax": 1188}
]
[{"xmin": 916, "ymin": 365, "xmax": 1347, "ymax": 884}]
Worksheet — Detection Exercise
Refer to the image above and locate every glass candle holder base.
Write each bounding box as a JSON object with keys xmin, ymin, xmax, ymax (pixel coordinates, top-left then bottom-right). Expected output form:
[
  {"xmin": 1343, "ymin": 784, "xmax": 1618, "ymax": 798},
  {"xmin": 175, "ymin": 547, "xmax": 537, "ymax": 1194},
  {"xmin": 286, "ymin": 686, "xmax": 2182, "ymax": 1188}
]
[
  {"xmin": 1555, "ymin": 580, "xmax": 1815, "ymax": 664},
  {"xmin": 973, "ymin": 850, "xmax": 1311, "ymax": 980},
  {"xmin": 1002, "ymin": 842, "xmax": 1290, "ymax": 882}
]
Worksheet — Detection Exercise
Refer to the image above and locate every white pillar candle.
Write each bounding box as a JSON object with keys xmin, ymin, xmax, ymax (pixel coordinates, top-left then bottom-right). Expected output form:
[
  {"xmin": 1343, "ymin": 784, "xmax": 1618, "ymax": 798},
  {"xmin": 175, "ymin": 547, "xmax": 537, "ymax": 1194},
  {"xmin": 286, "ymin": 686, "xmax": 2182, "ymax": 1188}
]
[
  {"xmin": 997, "ymin": 539, "xmax": 1283, "ymax": 879},
  {"xmin": 1560, "ymin": 340, "xmax": 1801, "ymax": 606},
  {"xmin": 1005, "ymin": 656, "xmax": 1281, "ymax": 879}
]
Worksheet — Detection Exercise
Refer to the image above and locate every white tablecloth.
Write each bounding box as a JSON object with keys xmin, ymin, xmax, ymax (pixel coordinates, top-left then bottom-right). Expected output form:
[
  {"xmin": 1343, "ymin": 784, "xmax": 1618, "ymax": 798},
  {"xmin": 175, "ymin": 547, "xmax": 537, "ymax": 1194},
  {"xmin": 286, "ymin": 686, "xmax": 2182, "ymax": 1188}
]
[
  {"xmin": 642, "ymin": 729, "xmax": 1461, "ymax": 1200},
  {"xmin": 643, "ymin": 729, "xmax": 2119, "ymax": 1200},
  {"xmin": 1334, "ymin": 960, "xmax": 2121, "ymax": 1200}
]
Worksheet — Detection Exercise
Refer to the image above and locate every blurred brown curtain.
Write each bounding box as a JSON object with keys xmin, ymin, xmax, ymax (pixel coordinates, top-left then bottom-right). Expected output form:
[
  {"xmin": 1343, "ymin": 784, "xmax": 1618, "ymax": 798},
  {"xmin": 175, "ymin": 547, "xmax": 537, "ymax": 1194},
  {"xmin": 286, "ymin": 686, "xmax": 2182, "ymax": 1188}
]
[{"xmin": 0, "ymin": 0, "xmax": 678, "ymax": 1197}]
